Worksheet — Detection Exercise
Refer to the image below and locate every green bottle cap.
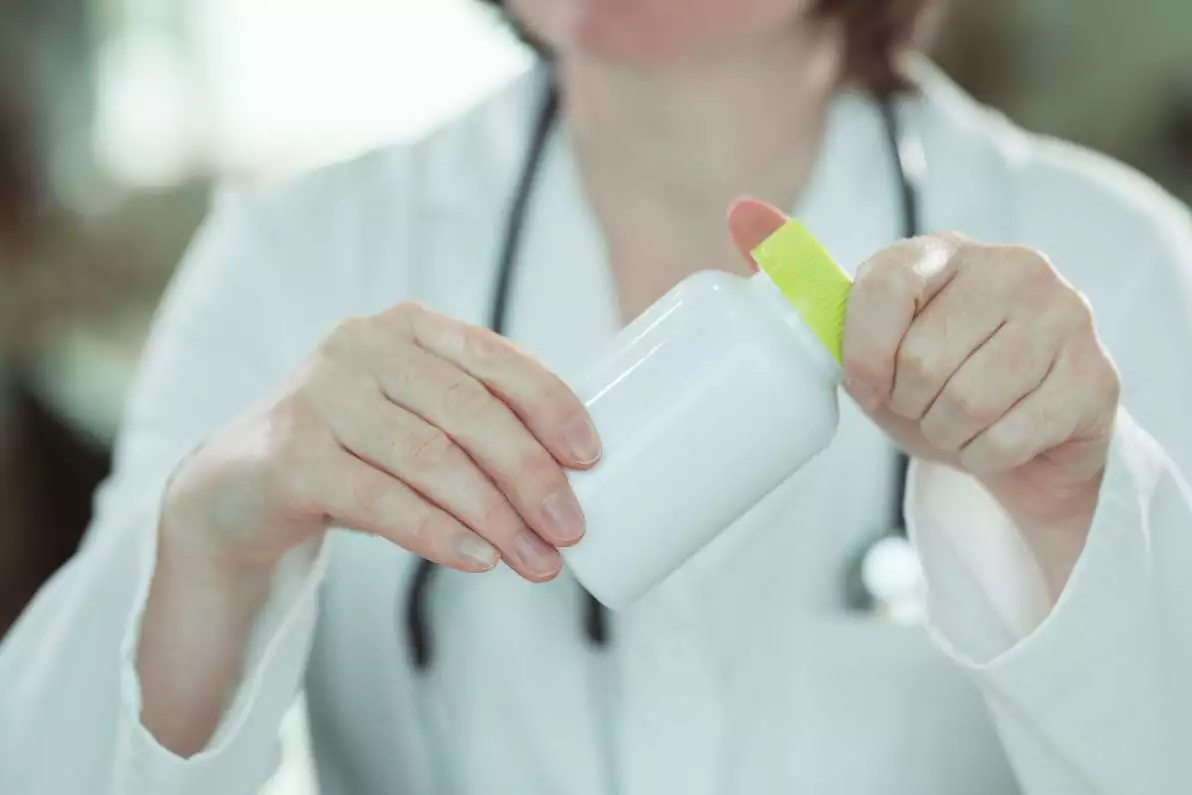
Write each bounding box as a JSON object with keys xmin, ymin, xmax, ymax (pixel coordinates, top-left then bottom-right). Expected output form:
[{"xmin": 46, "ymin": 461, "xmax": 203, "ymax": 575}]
[{"xmin": 751, "ymin": 219, "xmax": 852, "ymax": 364}]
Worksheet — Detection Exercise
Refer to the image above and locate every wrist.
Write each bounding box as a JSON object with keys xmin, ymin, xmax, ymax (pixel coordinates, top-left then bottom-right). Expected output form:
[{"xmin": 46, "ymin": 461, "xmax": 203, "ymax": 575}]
[
  {"xmin": 989, "ymin": 470, "xmax": 1104, "ymax": 601},
  {"xmin": 157, "ymin": 486, "xmax": 276, "ymax": 602},
  {"xmin": 140, "ymin": 484, "xmax": 276, "ymax": 755}
]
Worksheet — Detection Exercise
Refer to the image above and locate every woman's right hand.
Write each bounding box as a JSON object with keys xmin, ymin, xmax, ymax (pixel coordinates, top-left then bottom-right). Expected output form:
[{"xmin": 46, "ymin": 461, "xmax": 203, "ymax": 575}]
[{"xmin": 161, "ymin": 302, "xmax": 602, "ymax": 584}]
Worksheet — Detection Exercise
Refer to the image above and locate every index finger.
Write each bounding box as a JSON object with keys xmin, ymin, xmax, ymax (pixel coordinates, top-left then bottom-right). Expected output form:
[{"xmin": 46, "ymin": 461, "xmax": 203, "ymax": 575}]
[
  {"xmin": 402, "ymin": 306, "xmax": 602, "ymax": 469},
  {"xmin": 842, "ymin": 234, "xmax": 963, "ymax": 406}
]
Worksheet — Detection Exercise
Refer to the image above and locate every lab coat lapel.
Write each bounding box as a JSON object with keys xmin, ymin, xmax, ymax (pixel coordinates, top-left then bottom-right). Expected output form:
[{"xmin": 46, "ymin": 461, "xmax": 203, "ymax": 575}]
[{"xmin": 508, "ymin": 112, "xmax": 727, "ymax": 795}]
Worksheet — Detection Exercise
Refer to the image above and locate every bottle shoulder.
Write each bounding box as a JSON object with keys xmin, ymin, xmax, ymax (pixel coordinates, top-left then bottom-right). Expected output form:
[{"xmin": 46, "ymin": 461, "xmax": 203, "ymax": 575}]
[{"xmin": 647, "ymin": 270, "xmax": 842, "ymax": 380}]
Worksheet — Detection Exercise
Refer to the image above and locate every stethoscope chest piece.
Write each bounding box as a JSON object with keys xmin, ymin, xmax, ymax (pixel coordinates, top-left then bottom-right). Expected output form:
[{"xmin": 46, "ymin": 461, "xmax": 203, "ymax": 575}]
[
  {"xmin": 842, "ymin": 528, "xmax": 927, "ymax": 624},
  {"xmin": 859, "ymin": 534, "xmax": 927, "ymax": 625}
]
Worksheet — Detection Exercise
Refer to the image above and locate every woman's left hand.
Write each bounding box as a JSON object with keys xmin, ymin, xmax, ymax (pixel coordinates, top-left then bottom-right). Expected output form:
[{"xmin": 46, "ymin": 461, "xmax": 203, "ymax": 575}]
[{"xmin": 728, "ymin": 200, "xmax": 1121, "ymax": 597}]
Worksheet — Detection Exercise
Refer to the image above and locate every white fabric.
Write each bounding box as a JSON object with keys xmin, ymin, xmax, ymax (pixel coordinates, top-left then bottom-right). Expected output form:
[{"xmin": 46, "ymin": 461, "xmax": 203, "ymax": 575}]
[{"xmin": 3, "ymin": 62, "xmax": 1192, "ymax": 794}]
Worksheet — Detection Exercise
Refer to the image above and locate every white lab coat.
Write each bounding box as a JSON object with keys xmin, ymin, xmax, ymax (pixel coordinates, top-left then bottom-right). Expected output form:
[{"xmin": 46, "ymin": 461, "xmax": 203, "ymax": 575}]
[{"xmin": 3, "ymin": 62, "xmax": 1192, "ymax": 795}]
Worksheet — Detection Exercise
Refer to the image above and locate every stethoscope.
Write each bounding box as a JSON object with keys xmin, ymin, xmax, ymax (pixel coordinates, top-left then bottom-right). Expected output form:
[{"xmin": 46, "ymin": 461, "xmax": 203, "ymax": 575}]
[{"xmin": 404, "ymin": 74, "xmax": 926, "ymax": 673}]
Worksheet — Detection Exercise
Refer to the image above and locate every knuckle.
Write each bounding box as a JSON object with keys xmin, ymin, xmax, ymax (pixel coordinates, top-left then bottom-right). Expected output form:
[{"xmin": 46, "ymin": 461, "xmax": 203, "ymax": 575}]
[
  {"xmin": 292, "ymin": 363, "xmax": 373, "ymax": 429},
  {"xmin": 440, "ymin": 375, "xmax": 492, "ymax": 418},
  {"xmin": 852, "ymin": 257, "xmax": 880, "ymax": 284},
  {"xmin": 384, "ymin": 301, "xmax": 424, "ymax": 334},
  {"xmin": 480, "ymin": 496, "xmax": 521, "ymax": 539},
  {"xmin": 323, "ymin": 315, "xmax": 370, "ymax": 355},
  {"xmin": 1008, "ymin": 245, "xmax": 1055, "ymax": 283},
  {"xmin": 390, "ymin": 300, "xmax": 425, "ymax": 319},
  {"xmin": 405, "ymin": 509, "xmax": 443, "ymax": 545},
  {"xmin": 527, "ymin": 381, "xmax": 580, "ymax": 429},
  {"xmin": 842, "ymin": 348, "xmax": 887, "ymax": 387},
  {"xmin": 918, "ymin": 414, "xmax": 954, "ymax": 451},
  {"xmin": 856, "ymin": 256, "xmax": 911, "ymax": 295},
  {"xmin": 949, "ymin": 389, "xmax": 981, "ymax": 419},
  {"xmin": 941, "ymin": 385, "xmax": 991, "ymax": 424},
  {"xmin": 402, "ymin": 425, "xmax": 455, "ymax": 469},
  {"xmin": 515, "ymin": 449, "xmax": 565, "ymax": 491},
  {"xmin": 896, "ymin": 343, "xmax": 936, "ymax": 383},
  {"xmin": 1093, "ymin": 357, "xmax": 1122, "ymax": 405},
  {"xmin": 462, "ymin": 327, "xmax": 506, "ymax": 367},
  {"xmin": 935, "ymin": 230, "xmax": 968, "ymax": 247},
  {"xmin": 982, "ymin": 424, "xmax": 1025, "ymax": 465},
  {"xmin": 985, "ymin": 425, "xmax": 1015, "ymax": 455},
  {"xmin": 1101, "ymin": 365, "xmax": 1122, "ymax": 403},
  {"xmin": 1062, "ymin": 290, "xmax": 1096, "ymax": 332},
  {"xmin": 349, "ymin": 473, "xmax": 390, "ymax": 517}
]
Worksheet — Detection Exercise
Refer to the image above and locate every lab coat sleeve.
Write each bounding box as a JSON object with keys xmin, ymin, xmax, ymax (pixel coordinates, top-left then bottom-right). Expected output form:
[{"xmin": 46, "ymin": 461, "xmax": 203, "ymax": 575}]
[
  {"xmin": 0, "ymin": 191, "xmax": 328, "ymax": 795},
  {"xmin": 906, "ymin": 180, "xmax": 1192, "ymax": 791}
]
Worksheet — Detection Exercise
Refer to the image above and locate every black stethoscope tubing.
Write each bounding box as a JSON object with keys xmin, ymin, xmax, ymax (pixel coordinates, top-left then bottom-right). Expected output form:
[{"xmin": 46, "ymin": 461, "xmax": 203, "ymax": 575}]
[{"xmin": 406, "ymin": 76, "xmax": 922, "ymax": 671}]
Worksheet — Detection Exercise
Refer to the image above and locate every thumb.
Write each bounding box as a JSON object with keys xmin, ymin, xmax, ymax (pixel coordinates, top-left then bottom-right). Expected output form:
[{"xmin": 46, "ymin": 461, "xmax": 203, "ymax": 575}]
[{"xmin": 727, "ymin": 198, "xmax": 788, "ymax": 273}]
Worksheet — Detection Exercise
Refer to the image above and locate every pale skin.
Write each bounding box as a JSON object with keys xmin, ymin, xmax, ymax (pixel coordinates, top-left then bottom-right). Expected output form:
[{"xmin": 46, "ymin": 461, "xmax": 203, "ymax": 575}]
[
  {"xmin": 139, "ymin": 0, "xmax": 1120, "ymax": 758},
  {"xmin": 729, "ymin": 200, "xmax": 1120, "ymax": 601}
]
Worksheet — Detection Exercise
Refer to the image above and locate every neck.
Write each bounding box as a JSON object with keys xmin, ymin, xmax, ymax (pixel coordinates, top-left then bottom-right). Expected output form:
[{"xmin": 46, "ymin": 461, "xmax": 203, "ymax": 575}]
[{"xmin": 556, "ymin": 24, "xmax": 842, "ymax": 317}]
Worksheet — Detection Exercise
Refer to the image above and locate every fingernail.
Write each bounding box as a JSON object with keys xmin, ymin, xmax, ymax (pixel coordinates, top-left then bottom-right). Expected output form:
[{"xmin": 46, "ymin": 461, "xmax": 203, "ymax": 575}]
[
  {"xmin": 562, "ymin": 416, "xmax": 602, "ymax": 466},
  {"xmin": 515, "ymin": 531, "xmax": 560, "ymax": 577},
  {"xmin": 455, "ymin": 535, "xmax": 500, "ymax": 571},
  {"xmin": 543, "ymin": 490, "xmax": 586, "ymax": 544}
]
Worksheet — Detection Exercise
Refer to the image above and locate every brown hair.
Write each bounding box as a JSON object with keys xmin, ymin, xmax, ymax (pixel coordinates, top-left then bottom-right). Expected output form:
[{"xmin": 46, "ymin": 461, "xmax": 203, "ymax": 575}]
[{"xmin": 478, "ymin": 0, "xmax": 931, "ymax": 94}]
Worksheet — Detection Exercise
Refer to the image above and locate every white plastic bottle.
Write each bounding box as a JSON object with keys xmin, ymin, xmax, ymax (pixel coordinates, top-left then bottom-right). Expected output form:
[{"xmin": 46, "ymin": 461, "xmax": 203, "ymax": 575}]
[{"xmin": 562, "ymin": 219, "xmax": 853, "ymax": 609}]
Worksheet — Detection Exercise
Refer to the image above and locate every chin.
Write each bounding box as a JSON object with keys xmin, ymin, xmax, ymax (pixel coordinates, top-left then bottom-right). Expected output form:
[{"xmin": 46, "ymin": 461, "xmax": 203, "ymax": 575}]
[
  {"xmin": 564, "ymin": 8, "xmax": 699, "ymax": 62},
  {"xmin": 512, "ymin": 0, "xmax": 805, "ymax": 65},
  {"xmin": 539, "ymin": 0, "xmax": 750, "ymax": 64}
]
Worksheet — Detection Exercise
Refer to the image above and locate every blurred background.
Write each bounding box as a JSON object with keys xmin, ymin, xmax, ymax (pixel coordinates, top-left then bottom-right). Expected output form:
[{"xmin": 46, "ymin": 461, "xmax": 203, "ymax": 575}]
[{"xmin": 0, "ymin": 0, "xmax": 1190, "ymax": 791}]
